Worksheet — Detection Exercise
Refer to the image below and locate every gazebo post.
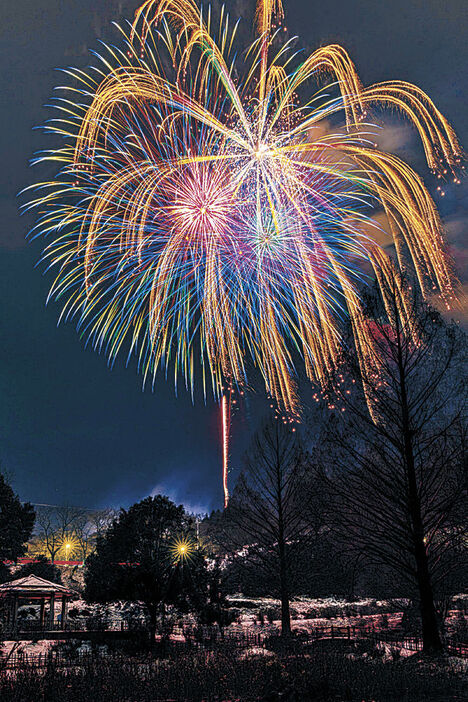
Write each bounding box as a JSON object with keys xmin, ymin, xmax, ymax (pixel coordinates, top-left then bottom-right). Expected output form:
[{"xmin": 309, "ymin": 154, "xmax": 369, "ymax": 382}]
[
  {"xmin": 61, "ymin": 597, "xmax": 68, "ymax": 630},
  {"xmin": 40, "ymin": 597, "xmax": 46, "ymax": 627},
  {"xmin": 49, "ymin": 592, "xmax": 55, "ymax": 628}
]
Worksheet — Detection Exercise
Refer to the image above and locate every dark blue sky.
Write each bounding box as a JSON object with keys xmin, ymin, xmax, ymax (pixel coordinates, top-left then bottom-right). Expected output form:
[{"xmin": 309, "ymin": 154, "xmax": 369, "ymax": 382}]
[{"xmin": 1, "ymin": 0, "xmax": 467, "ymax": 512}]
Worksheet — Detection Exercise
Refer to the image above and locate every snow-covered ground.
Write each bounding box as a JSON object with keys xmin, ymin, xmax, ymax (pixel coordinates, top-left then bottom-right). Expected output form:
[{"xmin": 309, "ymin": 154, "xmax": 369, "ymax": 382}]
[
  {"xmin": 225, "ymin": 594, "xmax": 467, "ymax": 638},
  {"xmin": 2, "ymin": 594, "xmax": 466, "ymax": 665}
]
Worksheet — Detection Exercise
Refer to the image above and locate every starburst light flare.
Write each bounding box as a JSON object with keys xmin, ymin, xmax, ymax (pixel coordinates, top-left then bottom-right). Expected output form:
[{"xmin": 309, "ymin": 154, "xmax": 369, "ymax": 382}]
[
  {"xmin": 59, "ymin": 533, "xmax": 80, "ymax": 560},
  {"xmin": 26, "ymin": 0, "xmax": 463, "ymax": 416},
  {"xmin": 170, "ymin": 536, "xmax": 196, "ymax": 563}
]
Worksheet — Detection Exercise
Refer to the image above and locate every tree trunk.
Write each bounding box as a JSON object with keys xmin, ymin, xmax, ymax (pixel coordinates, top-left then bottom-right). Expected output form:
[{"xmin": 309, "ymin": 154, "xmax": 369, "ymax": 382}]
[
  {"xmin": 407, "ymin": 477, "xmax": 443, "ymax": 652},
  {"xmin": 278, "ymin": 544, "xmax": 291, "ymax": 636},
  {"xmin": 397, "ymin": 332, "xmax": 443, "ymax": 654},
  {"xmin": 279, "ymin": 579, "xmax": 291, "ymax": 636},
  {"xmin": 148, "ymin": 605, "xmax": 157, "ymax": 647},
  {"xmin": 276, "ymin": 456, "xmax": 291, "ymax": 635}
]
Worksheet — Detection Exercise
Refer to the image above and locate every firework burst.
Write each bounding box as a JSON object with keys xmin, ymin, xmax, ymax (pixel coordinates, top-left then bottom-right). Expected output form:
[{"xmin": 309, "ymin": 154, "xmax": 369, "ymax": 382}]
[{"xmin": 26, "ymin": 0, "xmax": 462, "ymax": 416}]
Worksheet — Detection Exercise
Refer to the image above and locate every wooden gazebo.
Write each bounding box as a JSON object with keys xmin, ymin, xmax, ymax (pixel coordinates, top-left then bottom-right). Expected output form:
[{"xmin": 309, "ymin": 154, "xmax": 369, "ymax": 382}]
[{"xmin": 0, "ymin": 575, "xmax": 75, "ymax": 630}]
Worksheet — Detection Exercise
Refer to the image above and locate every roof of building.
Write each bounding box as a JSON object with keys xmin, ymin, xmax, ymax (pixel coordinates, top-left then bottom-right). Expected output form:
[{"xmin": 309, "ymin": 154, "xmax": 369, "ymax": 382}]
[{"xmin": 0, "ymin": 575, "xmax": 74, "ymax": 597}]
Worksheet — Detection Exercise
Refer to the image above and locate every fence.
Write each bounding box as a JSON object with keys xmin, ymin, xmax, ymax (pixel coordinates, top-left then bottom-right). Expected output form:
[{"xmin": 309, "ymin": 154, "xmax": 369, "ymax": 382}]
[
  {"xmin": 2, "ymin": 623, "xmax": 467, "ymax": 670},
  {"xmin": 1, "ymin": 618, "xmax": 145, "ymax": 636}
]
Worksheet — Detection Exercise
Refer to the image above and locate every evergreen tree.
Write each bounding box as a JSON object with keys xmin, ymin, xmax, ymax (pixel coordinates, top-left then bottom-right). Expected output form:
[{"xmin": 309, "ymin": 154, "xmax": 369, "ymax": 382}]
[
  {"xmin": 0, "ymin": 473, "xmax": 35, "ymax": 563},
  {"xmin": 13, "ymin": 555, "xmax": 62, "ymax": 584},
  {"xmin": 84, "ymin": 495, "xmax": 210, "ymax": 641}
]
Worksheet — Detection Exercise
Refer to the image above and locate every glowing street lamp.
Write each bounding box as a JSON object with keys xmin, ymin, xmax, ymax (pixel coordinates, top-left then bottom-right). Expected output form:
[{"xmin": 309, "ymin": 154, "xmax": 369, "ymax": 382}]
[
  {"xmin": 170, "ymin": 537, "xmax": 195, "ymax": 564},
  {"xmin": 59, "ymin": 534, "xmax": 79, "ymax": 560}
]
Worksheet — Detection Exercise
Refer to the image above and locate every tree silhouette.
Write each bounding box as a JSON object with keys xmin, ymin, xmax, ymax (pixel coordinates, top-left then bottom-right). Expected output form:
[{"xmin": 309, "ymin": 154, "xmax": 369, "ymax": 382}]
[
  {"xmin": 224, "ymin": 418, "xmax": 314, "ymax": 635},
  {"xmin": 84, "ymin": 495, "xmax": 208, "ymax": 642},
  {"xmin": 13, "ymin": 555, "xmax": 62, "ymax": 584},
  {"xmin": 0, "ymin": 472, "xmax": 35, "ymax": 563},
  {"xmin": 318, "ymin": 278, "xmax": 467, "ymax": 653}
]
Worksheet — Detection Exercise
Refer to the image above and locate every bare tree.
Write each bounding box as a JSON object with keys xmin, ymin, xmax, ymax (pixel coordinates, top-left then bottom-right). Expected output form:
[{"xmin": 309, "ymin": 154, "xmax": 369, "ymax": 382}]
[
  {"xmin": 72, "ymin": 513, "xmax": 96, "ymax": 561},
  {"xmin": 33, "ymin": 505, "xmax": 87, "ymax": 561},
  {"xmin": 33, "ymin": 507, "xmax": 62, "ymax": 562},
  {"xmin": 317, "ymin": 278, "xmax": 467, "ymax": 653},
  {"xmin": 224, "ymin": 418, "xmax": 316, "ymax": 636},
  {"xmin": 73, "ymin": 508, "xmax": 118, "ymax": 560},
  {"xmin": 55, "ymin": 506, "xmax": 86, "ymax": 538},
  {"xmin": 90, "ymin": 508, "xmax": 117, "ymax": 538}
]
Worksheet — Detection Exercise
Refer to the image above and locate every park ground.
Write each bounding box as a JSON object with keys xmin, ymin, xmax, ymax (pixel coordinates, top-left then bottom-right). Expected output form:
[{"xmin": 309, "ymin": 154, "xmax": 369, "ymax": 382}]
[{"xmin": 1, "ymin": 595, "xmax": 467, "ymax": 702}]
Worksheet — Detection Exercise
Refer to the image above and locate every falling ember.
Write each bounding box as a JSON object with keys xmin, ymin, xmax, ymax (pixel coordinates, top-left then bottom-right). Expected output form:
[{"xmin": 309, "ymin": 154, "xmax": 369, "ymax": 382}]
[{"xmin": 222, "ymin": 393, "xmax": 230, "ymax": 509}]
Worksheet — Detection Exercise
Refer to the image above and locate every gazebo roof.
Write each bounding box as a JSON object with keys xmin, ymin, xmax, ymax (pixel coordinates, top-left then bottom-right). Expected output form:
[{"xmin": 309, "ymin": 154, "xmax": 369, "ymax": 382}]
[{"xmin": 0, "ymin": 575, "xmax": 74, "ymax": 598}]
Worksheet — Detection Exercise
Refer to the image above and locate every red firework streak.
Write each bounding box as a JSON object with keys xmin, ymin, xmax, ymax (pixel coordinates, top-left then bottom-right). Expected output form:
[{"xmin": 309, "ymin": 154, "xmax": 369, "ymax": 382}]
[{"xmin": 222, "ymin": 390, "xmax": 232, "ymax": 509}]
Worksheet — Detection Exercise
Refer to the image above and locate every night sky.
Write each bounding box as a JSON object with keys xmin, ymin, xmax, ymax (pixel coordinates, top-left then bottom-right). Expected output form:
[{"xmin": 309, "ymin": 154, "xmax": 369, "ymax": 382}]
[{"xmin": 1, "ymin": 0, "xmax": 467, "ymax": 513}]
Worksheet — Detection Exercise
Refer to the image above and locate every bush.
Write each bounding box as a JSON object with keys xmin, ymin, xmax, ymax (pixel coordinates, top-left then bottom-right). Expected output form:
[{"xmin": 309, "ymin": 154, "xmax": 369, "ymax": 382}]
[
  {"xmin": 85, "ymin": 605, "xmax": 111, "ymax": 631},
  {"xmin": 0, "ymin": 646, "xmax": 465, "ymax": 701},
  {"xmin": 452, "ymin": 611, "xmax": 468, "ymax": 643},
  {"xmin": 380, "ymin": 613, "xmax": 389, "ymax": 629},
  {"xmin": 17, "ymin": 606, "xmax": 37, "ymax": 621},
  {"xmin": 265, "ymin": 607, "xmax": 280, "ymax": 624},
  {"xmin": 13, "ymin": 555, "xmax": 62, "ymax": 584},
  {"xmin": 401, "ymin": 603, "xmax": 422, "ymax": 636}
]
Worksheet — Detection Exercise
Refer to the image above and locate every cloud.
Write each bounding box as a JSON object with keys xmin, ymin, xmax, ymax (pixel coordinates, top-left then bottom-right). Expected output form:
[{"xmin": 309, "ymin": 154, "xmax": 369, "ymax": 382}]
[
  {"xmin": 150, "ymin": 482, "xmax": 209, "ymax": 516},
  {"xmin": 374, "ymin": 123, "xmax": 415, "ymax": 156},
  {"xmin": 444, "ymin": 215, "xmax": 468, "ymax": 283}
]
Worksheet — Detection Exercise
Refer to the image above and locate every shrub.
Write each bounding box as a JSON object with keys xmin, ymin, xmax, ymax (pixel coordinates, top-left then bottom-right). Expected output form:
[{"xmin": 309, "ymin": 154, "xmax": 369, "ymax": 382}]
[
  {"xmin": 380, "ymin": 613, "xmax": 389, "ymax": 630},
  {"xmin": 452, "ymin": 611, "xmax": 468, "ymax": 643},
  {"xmin": 265, "ymin": 607, "xmax": 280, "ymax": 624},
  {"xmin": 13, "ymin": 555, "xmax": 62, "ymax": 584},
  {"xmin": 0, "ymin": 647, "xmax": 465, "ymax": 702},
  {"xmin": 400, "ymin": 603, "xmax": 421, "ymax": 636}
]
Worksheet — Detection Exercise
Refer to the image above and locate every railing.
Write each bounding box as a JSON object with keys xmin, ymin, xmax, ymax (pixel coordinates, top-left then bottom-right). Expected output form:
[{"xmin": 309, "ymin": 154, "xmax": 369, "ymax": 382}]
[
  {"xmin": 3, "ymin": 652, "xmax": 101, "ymax": 670},
  {"xmin": 1, "ymin": 618, "xmax": 145, "ymax": 635},
  {"xmin": 2, "ymin": 621, "xmax": 466, "ymax": 661},
  {"xmin": 2, "ymin": 631, "xmax": 467, "ymax": 671},
  {"xmin": 447, "ymin": 640, "xmax": 468, "ymax": 658}
]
